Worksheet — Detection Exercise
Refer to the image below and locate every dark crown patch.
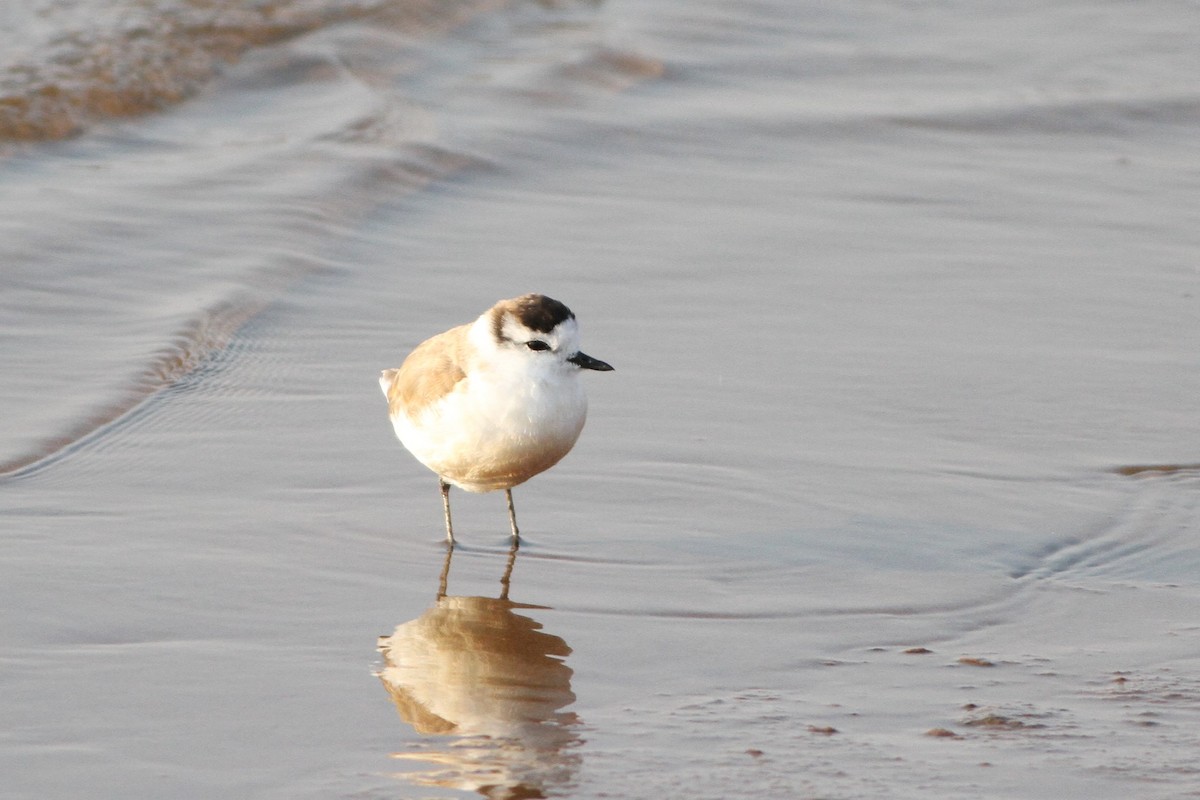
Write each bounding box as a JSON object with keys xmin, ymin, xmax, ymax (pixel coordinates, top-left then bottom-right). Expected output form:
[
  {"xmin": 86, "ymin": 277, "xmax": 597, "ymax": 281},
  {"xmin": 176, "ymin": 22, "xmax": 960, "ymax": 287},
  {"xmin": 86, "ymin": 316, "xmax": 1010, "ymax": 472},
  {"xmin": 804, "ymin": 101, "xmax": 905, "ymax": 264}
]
[
  {"xmin": 515, "ymin": 294, "xmax": 574, "ymax": 332},
  {"xmin": 491, "ymin": 294, "xmax": 576, "ymax": 342}
]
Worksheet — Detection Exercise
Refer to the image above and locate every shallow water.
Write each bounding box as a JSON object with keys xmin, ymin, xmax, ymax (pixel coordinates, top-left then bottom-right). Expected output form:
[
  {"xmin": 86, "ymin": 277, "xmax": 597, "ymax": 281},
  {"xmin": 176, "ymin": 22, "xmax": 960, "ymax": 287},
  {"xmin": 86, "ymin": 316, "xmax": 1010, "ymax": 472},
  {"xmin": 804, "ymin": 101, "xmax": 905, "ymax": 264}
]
[{"xmin": 3, "ymin": 0, "xmax": 1200, "ymax": 798}]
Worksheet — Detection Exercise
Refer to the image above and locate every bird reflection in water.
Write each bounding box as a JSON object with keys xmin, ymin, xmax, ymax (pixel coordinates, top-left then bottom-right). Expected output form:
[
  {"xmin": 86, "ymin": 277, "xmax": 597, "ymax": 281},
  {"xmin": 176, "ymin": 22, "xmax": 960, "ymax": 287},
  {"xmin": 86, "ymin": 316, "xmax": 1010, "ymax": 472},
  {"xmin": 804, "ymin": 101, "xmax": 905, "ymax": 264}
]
[{"xmin": 376, "ymin": 543, "xmax": 580, "ymax": 799}]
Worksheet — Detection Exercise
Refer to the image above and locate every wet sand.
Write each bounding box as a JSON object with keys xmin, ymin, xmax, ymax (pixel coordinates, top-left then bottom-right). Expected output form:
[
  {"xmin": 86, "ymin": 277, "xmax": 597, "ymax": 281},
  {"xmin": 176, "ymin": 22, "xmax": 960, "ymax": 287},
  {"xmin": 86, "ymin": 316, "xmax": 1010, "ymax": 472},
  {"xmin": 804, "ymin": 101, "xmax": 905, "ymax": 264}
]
[{"xmin": 3, "ymin": 1, "xmax": 1200, "ymax": 798}]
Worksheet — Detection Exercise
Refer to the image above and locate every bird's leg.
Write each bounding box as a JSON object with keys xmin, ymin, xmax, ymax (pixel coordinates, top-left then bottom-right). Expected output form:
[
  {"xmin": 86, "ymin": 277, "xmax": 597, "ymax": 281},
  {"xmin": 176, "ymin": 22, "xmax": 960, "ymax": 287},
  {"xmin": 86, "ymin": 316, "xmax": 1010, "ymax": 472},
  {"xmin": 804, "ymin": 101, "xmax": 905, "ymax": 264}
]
[
  {"xmin": 437, "ymin": 543, "xmax": 454, "ymax": 599},
  {"xmin": 439, "ymin": 479, "xmax": 455, "ymax": 546},
  {"xmin": 499, "ymin": 535, "xmax": 519, "ymax": 601},
  {"xmin": 505, "ymin": 488, "xmax": 520, "ymax": 542}
]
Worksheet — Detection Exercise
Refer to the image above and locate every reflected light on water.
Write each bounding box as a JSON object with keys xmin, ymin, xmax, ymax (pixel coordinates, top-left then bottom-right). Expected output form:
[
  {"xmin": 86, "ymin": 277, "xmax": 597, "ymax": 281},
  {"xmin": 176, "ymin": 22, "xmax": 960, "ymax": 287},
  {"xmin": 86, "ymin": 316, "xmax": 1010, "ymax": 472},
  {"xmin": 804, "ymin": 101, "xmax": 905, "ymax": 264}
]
[{"xmin": 376, "ymin": 544, "xmax": 580, "ymax": 799}]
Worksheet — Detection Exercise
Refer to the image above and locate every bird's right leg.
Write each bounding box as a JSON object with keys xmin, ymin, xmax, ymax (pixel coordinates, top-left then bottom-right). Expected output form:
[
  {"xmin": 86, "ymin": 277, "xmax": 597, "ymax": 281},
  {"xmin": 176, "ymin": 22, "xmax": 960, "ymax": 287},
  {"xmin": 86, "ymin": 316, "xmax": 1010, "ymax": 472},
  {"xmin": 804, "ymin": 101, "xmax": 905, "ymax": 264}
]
[{"xmin": 439, "ymin": 479, "xmax": 455, "ymax": 546}]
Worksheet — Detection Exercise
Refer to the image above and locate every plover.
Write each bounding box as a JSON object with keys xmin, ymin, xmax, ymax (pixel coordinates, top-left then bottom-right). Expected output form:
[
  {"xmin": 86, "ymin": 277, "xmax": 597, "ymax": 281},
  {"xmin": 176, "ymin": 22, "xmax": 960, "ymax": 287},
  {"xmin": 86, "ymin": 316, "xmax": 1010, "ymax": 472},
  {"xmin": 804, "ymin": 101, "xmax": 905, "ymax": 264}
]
[{"xmin": 380, "ymin": 294, "xmax": 612, "ymax": 544}]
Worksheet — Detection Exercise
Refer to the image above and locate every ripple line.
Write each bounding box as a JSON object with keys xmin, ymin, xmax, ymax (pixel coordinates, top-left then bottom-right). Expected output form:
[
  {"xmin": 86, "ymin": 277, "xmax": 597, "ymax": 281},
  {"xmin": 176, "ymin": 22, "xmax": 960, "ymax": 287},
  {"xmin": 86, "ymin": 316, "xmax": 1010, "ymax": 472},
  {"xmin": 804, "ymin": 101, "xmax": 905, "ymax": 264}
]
[{"xmin": 0, "ymin": 291, "xmax": 269, "ymax": 481}]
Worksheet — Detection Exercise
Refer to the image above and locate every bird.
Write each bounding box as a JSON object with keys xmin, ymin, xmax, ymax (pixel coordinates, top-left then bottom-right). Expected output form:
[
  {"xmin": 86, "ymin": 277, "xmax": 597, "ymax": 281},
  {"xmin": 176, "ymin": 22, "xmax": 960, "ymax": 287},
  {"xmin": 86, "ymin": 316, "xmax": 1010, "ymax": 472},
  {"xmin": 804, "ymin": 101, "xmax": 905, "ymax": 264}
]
[{"xmin": 380, "ymin": 294, "xmax": 612, "ymax": 544}]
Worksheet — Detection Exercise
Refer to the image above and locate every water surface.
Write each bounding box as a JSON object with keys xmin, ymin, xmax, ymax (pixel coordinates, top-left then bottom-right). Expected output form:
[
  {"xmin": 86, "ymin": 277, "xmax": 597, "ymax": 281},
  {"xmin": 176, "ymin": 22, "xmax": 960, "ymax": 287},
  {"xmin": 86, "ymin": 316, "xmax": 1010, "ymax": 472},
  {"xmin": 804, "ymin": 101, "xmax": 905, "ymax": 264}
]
[{"xmin": 3, "ymin": 1, "xmax": 1200, "ymax": 798}]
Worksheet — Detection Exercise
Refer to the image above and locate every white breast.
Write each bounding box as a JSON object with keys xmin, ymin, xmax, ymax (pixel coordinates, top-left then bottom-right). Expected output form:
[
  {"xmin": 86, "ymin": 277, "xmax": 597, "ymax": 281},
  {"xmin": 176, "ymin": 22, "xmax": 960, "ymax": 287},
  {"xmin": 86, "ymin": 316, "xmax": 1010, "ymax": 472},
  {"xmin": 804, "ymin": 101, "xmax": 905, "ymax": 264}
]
[{"xmin": 392, "ymin": 360, "xmax": 588, "ymax": 493}]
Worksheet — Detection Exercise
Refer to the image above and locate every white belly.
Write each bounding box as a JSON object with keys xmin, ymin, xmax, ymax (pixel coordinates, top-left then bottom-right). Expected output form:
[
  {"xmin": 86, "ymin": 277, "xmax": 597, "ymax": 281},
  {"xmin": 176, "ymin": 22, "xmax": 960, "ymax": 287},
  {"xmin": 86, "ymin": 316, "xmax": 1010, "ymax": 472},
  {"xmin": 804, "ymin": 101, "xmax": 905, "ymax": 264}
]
[{"xmin": 392, "ymin": 371, "xmax": 588, "ymax": 492}]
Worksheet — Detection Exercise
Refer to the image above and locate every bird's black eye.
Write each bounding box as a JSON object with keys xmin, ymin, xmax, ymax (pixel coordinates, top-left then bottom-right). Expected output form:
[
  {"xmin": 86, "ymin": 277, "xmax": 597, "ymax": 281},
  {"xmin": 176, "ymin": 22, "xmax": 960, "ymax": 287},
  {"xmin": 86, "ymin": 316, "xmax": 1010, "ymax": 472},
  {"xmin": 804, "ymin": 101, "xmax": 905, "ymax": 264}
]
[{"xmin": 525, "ymin": 340, "xmax": 551, "ymax": 352}]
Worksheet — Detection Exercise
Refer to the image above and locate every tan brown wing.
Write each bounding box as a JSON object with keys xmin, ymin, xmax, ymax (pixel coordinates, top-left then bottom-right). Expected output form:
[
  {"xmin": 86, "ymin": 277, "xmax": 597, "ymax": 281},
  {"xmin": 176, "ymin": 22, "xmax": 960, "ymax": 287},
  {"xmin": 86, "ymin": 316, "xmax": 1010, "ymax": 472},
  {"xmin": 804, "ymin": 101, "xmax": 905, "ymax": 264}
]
[{"xmin": 383, "ymin": 324, "xmax": 470, "ymax": 419}]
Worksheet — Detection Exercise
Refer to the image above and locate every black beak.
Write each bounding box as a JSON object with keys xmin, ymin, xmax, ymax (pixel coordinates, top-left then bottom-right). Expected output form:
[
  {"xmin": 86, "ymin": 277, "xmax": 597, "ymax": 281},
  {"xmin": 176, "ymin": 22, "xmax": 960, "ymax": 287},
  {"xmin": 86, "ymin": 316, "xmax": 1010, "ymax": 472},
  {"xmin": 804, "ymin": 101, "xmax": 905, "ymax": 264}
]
[{"xmin": 568, "ymin": 351, "xmax": 614, "ymax": 371}]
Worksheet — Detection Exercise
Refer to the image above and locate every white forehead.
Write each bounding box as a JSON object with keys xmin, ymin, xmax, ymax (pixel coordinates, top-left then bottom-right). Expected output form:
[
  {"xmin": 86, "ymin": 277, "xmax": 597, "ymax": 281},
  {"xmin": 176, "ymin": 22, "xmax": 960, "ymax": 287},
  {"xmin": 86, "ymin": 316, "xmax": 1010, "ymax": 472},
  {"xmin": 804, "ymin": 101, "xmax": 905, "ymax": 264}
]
[{"xmin": 500, "ymin": 312, "xmax": 580, "ymax": 349}]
